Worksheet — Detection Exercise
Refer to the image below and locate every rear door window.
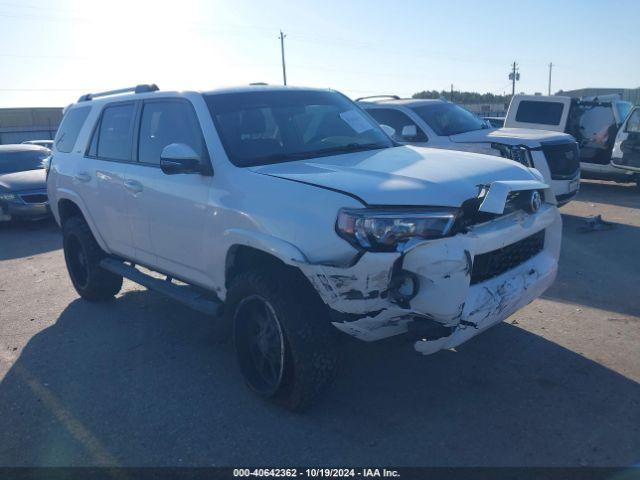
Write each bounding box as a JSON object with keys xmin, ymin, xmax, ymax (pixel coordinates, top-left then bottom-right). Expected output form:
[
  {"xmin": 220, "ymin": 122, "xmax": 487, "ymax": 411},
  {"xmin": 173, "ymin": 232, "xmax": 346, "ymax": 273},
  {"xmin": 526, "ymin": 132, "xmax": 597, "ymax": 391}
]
[
  {"xmin": 137, "ymin": 100, "xmax": 208, "ymax": 165},
  {"xmin": 95, "ymin": 103, "xmax": 136, "ymax": 161},
  {"xmin": 515, "ymin": 101, "xmax": 564, "ymax": 126},
  {"xmin": 54, "ymin": 106, "xmax": 91, "ymax": 153}
]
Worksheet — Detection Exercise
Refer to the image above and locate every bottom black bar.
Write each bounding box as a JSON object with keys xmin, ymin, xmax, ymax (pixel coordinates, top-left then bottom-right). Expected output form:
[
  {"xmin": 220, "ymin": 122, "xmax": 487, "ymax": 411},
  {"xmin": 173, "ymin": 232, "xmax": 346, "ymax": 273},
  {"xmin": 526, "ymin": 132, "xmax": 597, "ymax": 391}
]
[{"xmin": 0, "ymin": 467, "xmax": 638, "ymax": 480}]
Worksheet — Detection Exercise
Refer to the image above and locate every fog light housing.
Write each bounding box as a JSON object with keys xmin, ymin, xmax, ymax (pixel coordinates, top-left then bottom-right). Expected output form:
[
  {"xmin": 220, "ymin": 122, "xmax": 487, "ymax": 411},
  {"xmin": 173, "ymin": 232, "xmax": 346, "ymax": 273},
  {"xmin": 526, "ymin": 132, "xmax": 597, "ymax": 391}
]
[{"xmin": 388, "ymin": 271, "xmax": 419, "ymax": 303}]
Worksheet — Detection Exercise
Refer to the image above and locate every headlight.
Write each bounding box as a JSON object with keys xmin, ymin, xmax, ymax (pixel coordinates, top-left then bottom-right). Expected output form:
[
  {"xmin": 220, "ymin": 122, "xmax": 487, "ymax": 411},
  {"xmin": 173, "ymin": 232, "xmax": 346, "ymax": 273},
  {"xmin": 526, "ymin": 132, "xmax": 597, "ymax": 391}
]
[
  {"xmin": 491, "ymin": 143, "xmax": 532, "ymax": 167},
  {"xmin": 336, "ymin": 207, "xmax": 458, "ymax": 251},
  {"xmin": 0, "ymin": 193, "xmax": 17, "ymax": 202}
]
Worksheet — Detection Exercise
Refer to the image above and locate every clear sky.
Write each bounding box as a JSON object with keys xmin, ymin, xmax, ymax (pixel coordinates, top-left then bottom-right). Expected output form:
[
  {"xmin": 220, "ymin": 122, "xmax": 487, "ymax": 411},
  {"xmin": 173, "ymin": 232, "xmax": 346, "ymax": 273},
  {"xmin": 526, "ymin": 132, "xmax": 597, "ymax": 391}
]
[{"xmin": 0, "ymin": 0, "xmax": 638, "ymax": 107}]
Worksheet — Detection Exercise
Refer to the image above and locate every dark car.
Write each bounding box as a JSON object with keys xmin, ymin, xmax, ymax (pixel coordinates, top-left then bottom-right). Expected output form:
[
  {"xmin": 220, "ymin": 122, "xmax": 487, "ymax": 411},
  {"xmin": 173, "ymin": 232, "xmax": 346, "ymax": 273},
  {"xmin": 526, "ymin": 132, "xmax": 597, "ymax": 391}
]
[{"xmin": 0, "ymin": 144, "xmax": 51, "ymax": 222}]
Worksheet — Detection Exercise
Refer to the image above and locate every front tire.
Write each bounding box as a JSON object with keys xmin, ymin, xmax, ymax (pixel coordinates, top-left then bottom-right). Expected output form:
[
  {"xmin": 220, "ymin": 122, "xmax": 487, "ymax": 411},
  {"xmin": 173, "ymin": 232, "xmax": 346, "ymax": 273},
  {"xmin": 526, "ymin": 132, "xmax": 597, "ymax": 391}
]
[
  {"xmin": 226, "ymin": 270, "xmax": 339, "ymax": 412},
  {"xmin": 62, "ymin": 216, "xmax": 122, "ymax": 301}
]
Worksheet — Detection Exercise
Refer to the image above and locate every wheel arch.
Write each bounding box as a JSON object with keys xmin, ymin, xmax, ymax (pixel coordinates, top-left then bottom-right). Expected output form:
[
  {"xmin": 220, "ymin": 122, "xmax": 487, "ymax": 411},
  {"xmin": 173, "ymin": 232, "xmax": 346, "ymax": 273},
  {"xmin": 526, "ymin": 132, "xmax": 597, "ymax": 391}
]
[
  {"xmin": 55, "ymin": 191, "xmax": 110, "ymax": 253},
  {"xmin": 222, "ymin": 231, "xmax": 324, "ymax": 309}
]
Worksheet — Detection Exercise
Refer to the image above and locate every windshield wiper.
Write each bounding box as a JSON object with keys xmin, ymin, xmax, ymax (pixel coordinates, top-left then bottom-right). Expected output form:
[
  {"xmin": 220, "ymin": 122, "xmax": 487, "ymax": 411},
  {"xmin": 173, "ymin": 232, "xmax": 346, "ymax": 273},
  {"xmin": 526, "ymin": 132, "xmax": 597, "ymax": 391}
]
[
  {"xmin": 305, "ymin": 142, "xmax": 387, "ymax": 156},
  {"xmin": 249, "ymin": 143, "xmax": 388, "ymax": 166}
]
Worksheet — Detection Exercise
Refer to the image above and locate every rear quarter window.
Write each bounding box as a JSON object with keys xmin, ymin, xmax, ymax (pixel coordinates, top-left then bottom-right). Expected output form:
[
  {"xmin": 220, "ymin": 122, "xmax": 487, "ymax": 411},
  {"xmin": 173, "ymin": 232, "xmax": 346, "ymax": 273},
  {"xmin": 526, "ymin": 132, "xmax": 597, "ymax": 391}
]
[
  {"xmin": 54, "ymin": 106, "xmax": 91, "ymax": 153},
  {"xmin": 515, "ymin": 101, "xmax": 564, "ymax": 126}
]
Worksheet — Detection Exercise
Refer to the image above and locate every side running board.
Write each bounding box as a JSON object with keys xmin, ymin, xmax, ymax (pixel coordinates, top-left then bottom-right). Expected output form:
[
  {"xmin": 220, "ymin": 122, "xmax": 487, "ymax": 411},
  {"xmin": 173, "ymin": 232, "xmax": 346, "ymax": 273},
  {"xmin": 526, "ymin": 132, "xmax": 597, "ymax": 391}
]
[{"xmin": 100, "ymin": 257, "xmax": 222, "ymax": 316}]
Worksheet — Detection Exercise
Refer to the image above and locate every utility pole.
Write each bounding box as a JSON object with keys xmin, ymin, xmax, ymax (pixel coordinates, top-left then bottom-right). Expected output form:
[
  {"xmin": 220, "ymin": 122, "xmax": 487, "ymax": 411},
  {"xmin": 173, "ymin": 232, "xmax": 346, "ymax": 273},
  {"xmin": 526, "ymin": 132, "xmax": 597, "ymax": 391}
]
[
  {"xmin": 279, "ymin": 30, "xmax": 287, "ymax": 86},
  {"xmin": 450, "ymin": 84, "xmax": 454, "ymax": 102},
  {"xmin": 548, "ymin": 62, "xmax": 553, "ymax": 96},
  {"xmin": 508, "ymin": 61, "xmax": 520, "ymax": 97}
]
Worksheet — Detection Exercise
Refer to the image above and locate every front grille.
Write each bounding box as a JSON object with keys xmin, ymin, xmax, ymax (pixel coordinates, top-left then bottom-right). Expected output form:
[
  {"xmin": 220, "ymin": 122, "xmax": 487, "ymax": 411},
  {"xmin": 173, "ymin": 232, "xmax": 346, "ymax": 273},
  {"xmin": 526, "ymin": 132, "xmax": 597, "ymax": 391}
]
[
  {"xmin": 470, "ymin": 230, "xmax": 545, "ymax": 285},
  {"xmin": 20, "ymin": 193, "xmax": 48, "ymax": 204},
  {"xmin": 454, "ymin": 189, "xmax": 544, "ymax": 232},
  {"xmin": 541, "ymin": 141, "xmax": 580, "ymax": 179}
]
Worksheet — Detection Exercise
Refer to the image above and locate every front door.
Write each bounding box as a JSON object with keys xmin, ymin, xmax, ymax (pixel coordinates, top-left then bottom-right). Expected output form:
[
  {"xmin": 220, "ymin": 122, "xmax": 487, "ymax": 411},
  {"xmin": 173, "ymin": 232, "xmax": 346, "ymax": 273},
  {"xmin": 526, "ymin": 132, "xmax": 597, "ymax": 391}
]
[{"xmin": 124, "ymin": 98, "xmax": 214, "ymax": 287}]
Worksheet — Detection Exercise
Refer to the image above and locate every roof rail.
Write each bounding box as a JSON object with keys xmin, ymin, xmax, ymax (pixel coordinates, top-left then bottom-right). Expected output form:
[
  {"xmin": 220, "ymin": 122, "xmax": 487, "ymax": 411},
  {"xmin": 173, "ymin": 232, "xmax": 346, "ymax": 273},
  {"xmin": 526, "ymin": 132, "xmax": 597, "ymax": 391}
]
[
  {"xmin": 249, "ymin": 82, "xmax": 268, "ymax": 86},
  {"xmin": 354, "ymin": 94, "xmax": 401, "ymax": 102},
  {"xmin": 78, "ymin": 84, "xmax": 159, "ymax": 102}
]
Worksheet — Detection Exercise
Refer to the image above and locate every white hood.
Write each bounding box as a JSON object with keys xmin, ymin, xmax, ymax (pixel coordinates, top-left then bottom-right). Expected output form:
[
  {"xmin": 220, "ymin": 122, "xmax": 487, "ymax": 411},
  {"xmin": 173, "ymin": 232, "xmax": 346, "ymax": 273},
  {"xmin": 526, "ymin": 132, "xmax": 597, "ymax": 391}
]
[
  {"xmin": 249, "ymin": 146, "xmax": 541, "ymax": 207},
  {"xmin": 449, "ymin": 127, "xmax": 574, "ymax": 147}
]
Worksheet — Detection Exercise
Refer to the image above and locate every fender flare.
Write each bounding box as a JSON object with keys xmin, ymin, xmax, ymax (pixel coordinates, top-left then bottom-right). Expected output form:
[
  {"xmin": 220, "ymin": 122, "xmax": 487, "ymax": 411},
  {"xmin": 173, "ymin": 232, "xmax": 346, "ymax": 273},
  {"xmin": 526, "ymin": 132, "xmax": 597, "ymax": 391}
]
[
  {"xmin": 222, "ymin": 228, "xmax": 308, "ymax": 267},
  {"xmin": 54, "ymin": 188, "xmax": 112, "ymax": 253}
]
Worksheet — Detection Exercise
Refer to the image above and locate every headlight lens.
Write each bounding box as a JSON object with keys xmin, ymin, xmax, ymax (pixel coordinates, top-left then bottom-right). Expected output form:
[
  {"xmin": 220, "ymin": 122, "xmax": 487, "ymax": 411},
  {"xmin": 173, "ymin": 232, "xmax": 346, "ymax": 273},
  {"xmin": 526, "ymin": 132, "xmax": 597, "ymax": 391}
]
[
  {"xmin": 491, "ymin": 143, "xmax": 532, "ymax": 167},
  {"xmin": 337, "ymin": 208, "xmax": 458, "ymax": 251},
  {"xmin": 0, "ymin": 192, "xmax": 17, "ymax": 202}
]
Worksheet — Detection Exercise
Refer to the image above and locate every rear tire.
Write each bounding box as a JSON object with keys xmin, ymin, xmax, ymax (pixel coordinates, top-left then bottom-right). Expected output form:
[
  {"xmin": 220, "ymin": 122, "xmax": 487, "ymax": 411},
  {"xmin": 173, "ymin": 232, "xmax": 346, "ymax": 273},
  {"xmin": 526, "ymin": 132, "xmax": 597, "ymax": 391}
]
[
  {"xmin": 226, "ymin": 270, "xmax": 339, "ymax": 412},
  {"xmin": 62, "ymin": 216, "xmax": 122, "ymax": 301}
]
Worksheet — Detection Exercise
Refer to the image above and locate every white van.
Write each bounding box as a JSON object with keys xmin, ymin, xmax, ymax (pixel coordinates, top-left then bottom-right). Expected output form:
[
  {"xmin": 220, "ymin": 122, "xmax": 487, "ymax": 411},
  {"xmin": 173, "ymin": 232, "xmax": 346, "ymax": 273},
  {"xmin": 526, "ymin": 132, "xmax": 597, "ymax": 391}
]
[{"xmin": 505, "ymin": 94, "xmax": 637, "ymax": 187}]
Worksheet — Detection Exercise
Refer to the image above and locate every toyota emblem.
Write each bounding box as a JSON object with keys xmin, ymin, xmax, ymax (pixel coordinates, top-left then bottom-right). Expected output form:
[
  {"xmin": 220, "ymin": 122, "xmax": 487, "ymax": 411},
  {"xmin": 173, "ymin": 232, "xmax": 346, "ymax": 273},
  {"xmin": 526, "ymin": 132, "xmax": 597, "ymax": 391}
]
[{"xmin": 529, "ymin": 190, "xmax": 542, "ymax": 213}]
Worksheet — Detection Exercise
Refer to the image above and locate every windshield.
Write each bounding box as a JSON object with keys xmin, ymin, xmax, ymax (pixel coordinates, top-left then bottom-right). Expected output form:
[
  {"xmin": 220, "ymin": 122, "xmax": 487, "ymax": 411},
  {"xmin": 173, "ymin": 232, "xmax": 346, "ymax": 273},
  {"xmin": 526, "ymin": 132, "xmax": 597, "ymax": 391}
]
[
  {"xmin": 410, "ymin": 103, "xmax": 487, "ymax": 136},
  {"xmin": 0, "ymin": 149, "xmax": 49, "ymax": 175},
  {"xmin": 204, "ymin": 90, "xmax": 393, "ymax": 167}
]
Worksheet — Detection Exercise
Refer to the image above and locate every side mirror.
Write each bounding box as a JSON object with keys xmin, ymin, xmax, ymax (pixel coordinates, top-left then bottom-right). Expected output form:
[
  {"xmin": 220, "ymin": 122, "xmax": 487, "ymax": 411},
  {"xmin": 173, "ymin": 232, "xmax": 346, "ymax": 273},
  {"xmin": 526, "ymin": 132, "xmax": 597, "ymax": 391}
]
[
  {"xmin": 401, "ymin": 125, "xmax": 418, "ymax": 138},
  {"xmin": 160, "ymin": 143, "xmax": 202, "ymax": 175},
  {"xmin": 380, "ymin": 124, "xmax": 396, "ymax": 137}
]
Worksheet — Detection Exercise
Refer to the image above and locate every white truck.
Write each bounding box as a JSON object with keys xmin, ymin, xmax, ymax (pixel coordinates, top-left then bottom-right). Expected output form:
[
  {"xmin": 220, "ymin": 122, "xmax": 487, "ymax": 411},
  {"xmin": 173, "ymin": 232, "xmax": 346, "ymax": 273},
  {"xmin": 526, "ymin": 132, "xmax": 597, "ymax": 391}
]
[
  {"xmin": 47, "ymin": 84, "xmax": 561, "ymax": 410},
  {"xmin": 505, "ymin": 94, "xmax": 637, "ymax": 188},
  {"xmin": 611, "ymin": 105, "xmax": 640, "ymax": 182},
  {"xmin": 357, "ymin": 96, "xmax": 580, "ymax": 205}
]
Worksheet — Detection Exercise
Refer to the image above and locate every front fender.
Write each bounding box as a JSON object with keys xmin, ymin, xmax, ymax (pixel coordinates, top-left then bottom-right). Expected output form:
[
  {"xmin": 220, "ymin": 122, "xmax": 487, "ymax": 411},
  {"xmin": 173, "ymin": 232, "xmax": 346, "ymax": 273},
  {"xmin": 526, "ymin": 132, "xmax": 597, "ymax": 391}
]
[{"xmin": 222, "ymin": 228, "xmax": 308, "ymax": 266}]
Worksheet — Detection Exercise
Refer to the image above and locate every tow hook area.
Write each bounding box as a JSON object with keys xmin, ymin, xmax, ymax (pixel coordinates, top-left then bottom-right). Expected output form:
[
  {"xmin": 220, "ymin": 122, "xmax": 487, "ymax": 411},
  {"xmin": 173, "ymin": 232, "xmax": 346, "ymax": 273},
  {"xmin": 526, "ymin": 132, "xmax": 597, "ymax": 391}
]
[{"xmin": 406, "ymin": 316, "xmax": 454, "ymax": 341}]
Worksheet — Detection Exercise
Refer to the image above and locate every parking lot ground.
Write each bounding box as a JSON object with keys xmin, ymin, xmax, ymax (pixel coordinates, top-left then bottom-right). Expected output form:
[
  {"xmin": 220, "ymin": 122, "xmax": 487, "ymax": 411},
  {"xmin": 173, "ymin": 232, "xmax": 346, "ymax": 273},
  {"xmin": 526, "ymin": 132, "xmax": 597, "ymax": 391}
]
[{"xmin": 0, "ymin": 179, "xmax": 639, "ymax": 467}]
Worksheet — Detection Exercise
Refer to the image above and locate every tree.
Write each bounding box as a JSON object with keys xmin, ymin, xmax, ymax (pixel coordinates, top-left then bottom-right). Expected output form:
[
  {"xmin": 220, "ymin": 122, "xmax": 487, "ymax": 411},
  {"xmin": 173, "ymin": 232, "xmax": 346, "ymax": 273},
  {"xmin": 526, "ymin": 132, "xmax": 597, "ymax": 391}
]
[{"xmin": 412, "ymin": 89, "xmax": 510, "ymax": 105}]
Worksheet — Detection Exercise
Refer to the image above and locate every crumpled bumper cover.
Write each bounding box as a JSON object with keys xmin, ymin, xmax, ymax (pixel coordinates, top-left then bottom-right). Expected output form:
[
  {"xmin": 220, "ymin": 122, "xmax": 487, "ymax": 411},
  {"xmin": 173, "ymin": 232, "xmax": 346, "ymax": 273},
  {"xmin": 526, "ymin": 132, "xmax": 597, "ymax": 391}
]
[{"xmin": 297, "ymin": 204, "xmax": 561, "ymax": 355}]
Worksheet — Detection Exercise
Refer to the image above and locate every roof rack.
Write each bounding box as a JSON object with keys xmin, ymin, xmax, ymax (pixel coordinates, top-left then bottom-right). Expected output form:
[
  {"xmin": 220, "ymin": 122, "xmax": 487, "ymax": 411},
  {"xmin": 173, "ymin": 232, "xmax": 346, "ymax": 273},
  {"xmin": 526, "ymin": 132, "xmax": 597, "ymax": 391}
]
[
  {"xmin": 249, "ymin": 82, "xmax": 268, "ymax": 86},
  {"xmin": 354, "ymin": 94, "xmax": 401, "ymax": 102},
  {"xmin": 78, "ymin": 84, "xmax": 159, "ymax": 102}
]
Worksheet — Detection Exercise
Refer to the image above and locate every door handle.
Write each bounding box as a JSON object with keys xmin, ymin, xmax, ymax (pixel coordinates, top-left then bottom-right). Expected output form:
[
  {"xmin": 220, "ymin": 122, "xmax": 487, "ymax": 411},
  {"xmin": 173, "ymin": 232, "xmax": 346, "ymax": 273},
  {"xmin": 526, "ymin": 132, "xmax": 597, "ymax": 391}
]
[
  {"xmin": 124, "ymin": 179, "xmax": 143, "ymax": 194},
  {"xmin": 74, "ymin": 172, "xmax": 91, "ymax": 183}
]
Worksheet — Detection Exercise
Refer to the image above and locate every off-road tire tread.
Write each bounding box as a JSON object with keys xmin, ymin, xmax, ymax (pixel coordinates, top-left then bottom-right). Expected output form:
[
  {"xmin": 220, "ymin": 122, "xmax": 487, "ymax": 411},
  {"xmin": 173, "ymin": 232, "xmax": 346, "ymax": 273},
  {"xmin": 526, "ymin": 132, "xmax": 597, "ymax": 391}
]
[
  {"xmin": 63, "ymin": 216, "xmax": 122, "ymax": 301},
  {"xmin": 226, "ymin": 270, "xmax": 339, "ymax": 412}
]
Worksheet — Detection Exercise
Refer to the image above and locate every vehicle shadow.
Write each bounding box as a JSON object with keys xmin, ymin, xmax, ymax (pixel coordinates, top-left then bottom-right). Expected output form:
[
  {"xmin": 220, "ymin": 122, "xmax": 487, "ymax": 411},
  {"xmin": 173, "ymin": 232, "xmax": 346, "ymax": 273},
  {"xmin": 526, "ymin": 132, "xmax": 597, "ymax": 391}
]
[
  {"xmin": 575, "ymin": 180, "xmax": 640, "ymax": 209},
  {"xmin": 0, "ymin": 290, "xmax": 638, "ymax": 467},
  {"xmin": 0, "ymin": 218, "xmax": 60, "ymax": 261},
  {"xmin": 541, "ymin": 213, "xmax": 640, "ymax": 316}
]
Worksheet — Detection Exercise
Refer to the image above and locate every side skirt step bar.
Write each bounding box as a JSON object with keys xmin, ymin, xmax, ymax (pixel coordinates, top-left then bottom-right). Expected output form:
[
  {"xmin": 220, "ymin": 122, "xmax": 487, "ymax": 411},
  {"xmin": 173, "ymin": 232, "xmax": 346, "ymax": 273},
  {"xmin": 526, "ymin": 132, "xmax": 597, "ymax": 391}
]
[{"xmin": 100, "ymin": 257, "xmax": 222, "ymax": 316}]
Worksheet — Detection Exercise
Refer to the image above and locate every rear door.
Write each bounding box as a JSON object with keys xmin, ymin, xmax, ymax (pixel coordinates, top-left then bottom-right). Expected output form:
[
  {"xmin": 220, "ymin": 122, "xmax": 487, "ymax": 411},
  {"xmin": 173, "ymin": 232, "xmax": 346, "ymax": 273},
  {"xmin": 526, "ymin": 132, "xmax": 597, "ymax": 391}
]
[
  {"xmin": 504, "ymin": 95, "xmax": 571, "ymax": 133},
  {"xmin": 611, "ymin": 107, "xmax": 640, "ymax": 172},
  {"xmin": 79, "ymin": 102, "xmax": 137, "ymax": 258}
]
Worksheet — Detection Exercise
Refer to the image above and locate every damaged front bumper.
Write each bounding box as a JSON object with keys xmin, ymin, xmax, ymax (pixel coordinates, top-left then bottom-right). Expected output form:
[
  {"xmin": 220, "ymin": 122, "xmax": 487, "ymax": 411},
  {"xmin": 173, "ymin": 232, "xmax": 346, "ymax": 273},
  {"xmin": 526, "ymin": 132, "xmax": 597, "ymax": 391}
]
[{"xmin": 298, "ymin": 203, "xmax": 561, "ymax": 355}]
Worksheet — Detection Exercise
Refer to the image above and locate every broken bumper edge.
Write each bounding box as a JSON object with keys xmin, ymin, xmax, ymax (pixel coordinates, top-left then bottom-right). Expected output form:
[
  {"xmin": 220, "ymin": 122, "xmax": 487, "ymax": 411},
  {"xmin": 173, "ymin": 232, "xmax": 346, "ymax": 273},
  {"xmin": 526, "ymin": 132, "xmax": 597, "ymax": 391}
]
[{"xmin": 297, "ymin": 204, "xmax": 561, "ymax": 355}]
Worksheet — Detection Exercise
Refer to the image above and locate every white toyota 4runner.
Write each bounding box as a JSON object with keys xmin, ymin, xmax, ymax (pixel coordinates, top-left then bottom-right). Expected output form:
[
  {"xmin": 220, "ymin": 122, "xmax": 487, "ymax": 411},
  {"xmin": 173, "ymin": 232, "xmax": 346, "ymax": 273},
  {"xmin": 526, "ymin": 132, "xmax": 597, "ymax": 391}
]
[{"xmin": 48, "ymin": 84, "xmax": 561, "ymax": 411}]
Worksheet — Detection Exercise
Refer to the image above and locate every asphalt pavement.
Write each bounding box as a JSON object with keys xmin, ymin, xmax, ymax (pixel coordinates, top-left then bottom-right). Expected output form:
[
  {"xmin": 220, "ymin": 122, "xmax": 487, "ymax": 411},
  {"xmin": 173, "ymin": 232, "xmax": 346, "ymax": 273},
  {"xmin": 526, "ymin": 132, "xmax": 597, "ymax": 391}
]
[{"xmin": 0, "ymin": 179, "xmax": 638, "ymax": 467}]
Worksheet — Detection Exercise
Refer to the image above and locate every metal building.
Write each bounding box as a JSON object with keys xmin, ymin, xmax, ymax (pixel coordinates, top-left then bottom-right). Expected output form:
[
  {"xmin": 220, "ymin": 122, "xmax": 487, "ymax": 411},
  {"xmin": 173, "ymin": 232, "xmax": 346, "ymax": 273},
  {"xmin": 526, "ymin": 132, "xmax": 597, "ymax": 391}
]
[
  {"xmin": 558, "ymin": 88, "xmax": 640, "ymax": 105},
  {"xmin": 0, "ymin": 107, "xmax": 62, "ymax": 145}
]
